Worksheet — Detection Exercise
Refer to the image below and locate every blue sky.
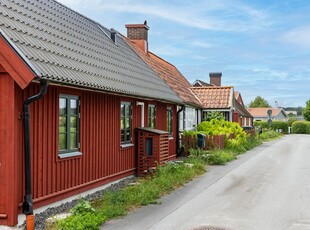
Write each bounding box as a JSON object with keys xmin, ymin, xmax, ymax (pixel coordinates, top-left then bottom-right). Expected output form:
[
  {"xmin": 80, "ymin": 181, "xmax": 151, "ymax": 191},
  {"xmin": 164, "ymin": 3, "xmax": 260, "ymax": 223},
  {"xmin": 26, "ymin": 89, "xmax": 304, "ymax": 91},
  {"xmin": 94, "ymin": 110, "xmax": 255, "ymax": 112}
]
[{"xmin": 57, "ymin": 0, "xmax": 310, "ymax": 107}]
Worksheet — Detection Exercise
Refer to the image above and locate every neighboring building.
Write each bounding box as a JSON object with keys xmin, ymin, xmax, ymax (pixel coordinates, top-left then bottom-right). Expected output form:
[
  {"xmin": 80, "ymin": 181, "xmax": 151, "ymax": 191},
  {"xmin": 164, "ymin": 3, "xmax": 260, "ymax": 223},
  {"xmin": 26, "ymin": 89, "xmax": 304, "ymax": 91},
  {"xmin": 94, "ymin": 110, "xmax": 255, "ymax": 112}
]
[
  {"xmin": 284, "ymin": 110, "xmax": 298, "ymax": 116},
  {"xmin": 192, "ymin": 79, "xmax": 212, "ymax": 87},
  {"xmin": 191, "ymin": 73, "xmax": 253, "ymax": 126},
  {"xmin": 247, "ymin": 108, "xmax": 288, "ymax": 121},
  {"xmin": 234, "ymin": 91, "xmax": 253, "ymax": 126},
  {"xmin": 0, "ymin": 0, "xmax": 183, "ymax": 227},
  {"xmin": 122, "ymin": 22, "xmax": 202, "ymax": 132}
]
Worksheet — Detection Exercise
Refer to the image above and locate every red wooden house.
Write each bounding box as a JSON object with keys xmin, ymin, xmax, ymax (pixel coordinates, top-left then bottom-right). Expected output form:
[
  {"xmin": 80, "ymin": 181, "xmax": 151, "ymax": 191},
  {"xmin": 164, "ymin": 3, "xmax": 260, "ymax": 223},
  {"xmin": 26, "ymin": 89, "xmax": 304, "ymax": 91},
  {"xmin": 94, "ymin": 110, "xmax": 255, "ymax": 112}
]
[{"xmin": 0, "ymin": 0, "xmax": 183, "ymax": 227}]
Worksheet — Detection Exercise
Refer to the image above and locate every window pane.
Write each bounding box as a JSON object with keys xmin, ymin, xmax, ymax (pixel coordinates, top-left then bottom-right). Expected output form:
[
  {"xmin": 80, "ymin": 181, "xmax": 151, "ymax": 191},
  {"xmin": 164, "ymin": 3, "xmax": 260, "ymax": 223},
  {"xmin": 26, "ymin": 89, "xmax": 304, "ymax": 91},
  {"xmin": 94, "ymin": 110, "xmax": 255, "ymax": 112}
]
[
  {"xmin": 121, "ymin": 118, "xmax": 125, "ymax": 129},
  {"xmin": 70, "ymin": 133, "xmax": 77, "ymax": 149},
  {"xmin": 59, "ymin": 134, "xmax": 67, "ymax": 150},
  {"xmin": 59, "ymin": 116, "xmax": 67, "ymax": 132},
  {"xmin": 125, "ymin": 117, "xmax": 130, "ymax": 129},
  {"xmin": 121, "ymin": 104, "xmax": 125, "ymax": 117},
  {"xmin": 121, "ymin": 129, "xmax": 125, "ymax": 142},
  {"xmin": 126, "ymin": 130, "xmax": 131, "ymax": 142},
  {"xmin": 70, "ymin": 116, "xmax": 77, "ymax": 132},
  {"xmin": 70, "ymin": 99, "xmax": 78, "ymax": 115},
  {"xmin": 146, "ymin": 138, "xmax": 153, "ymax": 156},
  {"xmin": 125, "ymin": 104, "xmax": 130, "ymax": 117},
  {"xmin": 59, "ymin": 98, "xmax": 67, "ymax": 115}
]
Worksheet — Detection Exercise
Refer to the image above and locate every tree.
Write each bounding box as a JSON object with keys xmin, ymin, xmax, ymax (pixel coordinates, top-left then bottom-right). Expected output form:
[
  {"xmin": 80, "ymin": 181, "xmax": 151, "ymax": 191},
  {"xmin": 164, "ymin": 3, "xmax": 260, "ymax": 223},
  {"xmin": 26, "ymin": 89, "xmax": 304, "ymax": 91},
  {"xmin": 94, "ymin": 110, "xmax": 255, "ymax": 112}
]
[
  {"xmin": 249, "ymin": 96, "xmax": 271, "ymax": 108},
  {"xmin": 302, "ymin": 100, "xmax": 310, "ymax": 121}
]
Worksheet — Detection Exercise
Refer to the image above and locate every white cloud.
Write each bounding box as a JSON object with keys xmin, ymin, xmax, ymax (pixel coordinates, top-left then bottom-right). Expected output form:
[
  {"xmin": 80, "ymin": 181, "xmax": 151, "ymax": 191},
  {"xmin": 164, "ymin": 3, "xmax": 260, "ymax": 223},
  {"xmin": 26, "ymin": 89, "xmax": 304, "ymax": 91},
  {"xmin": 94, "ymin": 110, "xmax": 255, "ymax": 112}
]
[
  {"xmin": 57, "ymin": 0, "xmax": 272, "ymax": 32},
  {"xmin": 282, "ymin": 25, "xmax": 310, "ymax": 49},
  {"xmin": 191, "ymin": 40, "xmax": 215, "ymax": 49}
]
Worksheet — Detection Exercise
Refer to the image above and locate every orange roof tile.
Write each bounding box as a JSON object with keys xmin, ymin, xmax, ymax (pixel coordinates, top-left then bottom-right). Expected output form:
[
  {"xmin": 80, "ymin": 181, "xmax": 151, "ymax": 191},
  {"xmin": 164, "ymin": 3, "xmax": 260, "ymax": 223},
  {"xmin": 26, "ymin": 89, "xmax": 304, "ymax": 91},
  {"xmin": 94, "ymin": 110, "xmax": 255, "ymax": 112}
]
[
  {"xmin": 190, "ymin": 86, "xmax": 233, "ymax": 109},
  {"xmin": 247, "ymin": 108, "xmax": 283, "ymax": 117},
  {"xmin": 122, "ymin": 37, "xmax": 202, "ymax": 107}
]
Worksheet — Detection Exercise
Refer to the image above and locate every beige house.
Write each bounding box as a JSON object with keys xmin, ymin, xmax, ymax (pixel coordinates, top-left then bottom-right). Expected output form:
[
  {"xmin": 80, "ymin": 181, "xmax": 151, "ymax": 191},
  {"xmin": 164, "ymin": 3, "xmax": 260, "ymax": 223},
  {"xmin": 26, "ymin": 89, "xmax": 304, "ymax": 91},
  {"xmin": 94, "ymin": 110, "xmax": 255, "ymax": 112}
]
[{"xmin": 247, "ymin": 108, "xmax": 288, "ymax": 121}]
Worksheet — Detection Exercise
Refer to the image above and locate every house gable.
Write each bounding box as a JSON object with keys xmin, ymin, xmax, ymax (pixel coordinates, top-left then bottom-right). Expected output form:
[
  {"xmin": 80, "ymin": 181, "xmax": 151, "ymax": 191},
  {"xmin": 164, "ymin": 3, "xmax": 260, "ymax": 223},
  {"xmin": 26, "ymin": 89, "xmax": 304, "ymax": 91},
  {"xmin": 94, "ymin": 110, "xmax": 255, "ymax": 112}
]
[
  {"xmin": 0, "ymin": 35, "xmax": 35, "ymax": 89},
  {"xmin": 190, "ymin": 86, "xmax": 233, "ymax": 109}
]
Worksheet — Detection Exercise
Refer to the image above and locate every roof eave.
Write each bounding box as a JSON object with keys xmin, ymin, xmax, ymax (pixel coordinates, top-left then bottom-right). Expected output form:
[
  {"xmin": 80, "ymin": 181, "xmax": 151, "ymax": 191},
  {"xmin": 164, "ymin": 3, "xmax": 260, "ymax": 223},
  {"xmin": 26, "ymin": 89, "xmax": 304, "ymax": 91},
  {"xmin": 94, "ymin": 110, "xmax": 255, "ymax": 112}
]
[{"xmin": 0, "ymin": 29, "xmax": 41, "ymax": 78}]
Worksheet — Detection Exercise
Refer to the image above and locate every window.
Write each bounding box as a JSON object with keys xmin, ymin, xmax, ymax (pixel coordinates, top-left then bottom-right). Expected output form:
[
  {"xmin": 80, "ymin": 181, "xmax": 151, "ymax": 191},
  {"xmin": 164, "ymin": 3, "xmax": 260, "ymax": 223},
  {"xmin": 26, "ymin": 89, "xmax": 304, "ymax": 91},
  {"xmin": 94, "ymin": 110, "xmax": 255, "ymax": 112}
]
[
  {"xmin": 121, "ymin": 102, "xmax": 132, "ymax": 144},
  {"xmin": 59, "ymin": 95, "xmax": 80, "ymax": 154},
  {"xmin": 148, "ymin": 105, "xmax": 156, "ymax": 128},
  {"xmin": 184, "ymin": 107, "xmax": 196, "ymax": 130},
  {"xmin": 167, "ymin": 107, "xmax": 173, "ymax": 135}
]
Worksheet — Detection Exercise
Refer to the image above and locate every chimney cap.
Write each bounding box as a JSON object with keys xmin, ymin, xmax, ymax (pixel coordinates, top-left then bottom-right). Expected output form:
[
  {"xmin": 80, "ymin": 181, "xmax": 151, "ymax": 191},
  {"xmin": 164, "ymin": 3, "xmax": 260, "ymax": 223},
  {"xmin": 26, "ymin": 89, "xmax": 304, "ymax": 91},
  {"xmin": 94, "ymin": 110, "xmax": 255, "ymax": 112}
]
[
  {"xmin": 125, "ymin": 21, "xmax": 149, "ymax": 30},
  {"xmin": 209, "ymin": 72, "xmax": 222, "ymax": 77}
]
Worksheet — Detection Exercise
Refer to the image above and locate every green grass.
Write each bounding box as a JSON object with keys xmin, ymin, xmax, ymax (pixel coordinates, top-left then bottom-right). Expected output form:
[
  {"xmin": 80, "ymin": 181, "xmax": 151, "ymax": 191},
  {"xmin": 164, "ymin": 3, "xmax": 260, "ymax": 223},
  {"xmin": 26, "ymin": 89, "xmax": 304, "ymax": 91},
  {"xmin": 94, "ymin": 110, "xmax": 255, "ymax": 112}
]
[
  {"xmin": 54, "ymin": 130, "xmax": 282, "ymax": 229},
  {"xmin": 259, "ymin": 130, "xmax": 283, "ymax": 141},
  {"xmin": 54, "ymin": 160, "xmax": 206, "ymax": 229}
]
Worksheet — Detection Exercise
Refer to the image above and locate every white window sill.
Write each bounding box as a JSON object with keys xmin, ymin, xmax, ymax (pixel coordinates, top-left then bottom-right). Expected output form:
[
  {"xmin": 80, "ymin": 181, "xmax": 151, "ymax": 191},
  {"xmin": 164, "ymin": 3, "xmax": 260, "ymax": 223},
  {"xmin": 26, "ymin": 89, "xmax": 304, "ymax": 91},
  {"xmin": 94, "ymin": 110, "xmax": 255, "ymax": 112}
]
[
  {"xmin": 121, "ymin": 143, "xmax": 134, "ymax": 148},
  {"xmin": 58, "ymin": 151, "xmax": 82, "ymax": 159}
]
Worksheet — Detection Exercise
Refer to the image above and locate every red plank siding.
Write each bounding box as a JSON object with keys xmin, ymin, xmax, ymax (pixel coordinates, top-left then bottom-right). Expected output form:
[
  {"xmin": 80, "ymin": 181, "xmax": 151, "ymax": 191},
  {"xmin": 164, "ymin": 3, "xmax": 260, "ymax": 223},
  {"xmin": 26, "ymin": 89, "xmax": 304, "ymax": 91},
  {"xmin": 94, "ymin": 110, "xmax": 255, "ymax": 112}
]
[
  {"xmin": 12, "ymin": 83, "xmax": 177, "ymax": 214},
  {"xmin": 0, "ymin": 73, "xmax": 18, "ymax": 226},
  {"xmin": 0, "ymin": 37, "xmax": 35, "ymax": 89}
]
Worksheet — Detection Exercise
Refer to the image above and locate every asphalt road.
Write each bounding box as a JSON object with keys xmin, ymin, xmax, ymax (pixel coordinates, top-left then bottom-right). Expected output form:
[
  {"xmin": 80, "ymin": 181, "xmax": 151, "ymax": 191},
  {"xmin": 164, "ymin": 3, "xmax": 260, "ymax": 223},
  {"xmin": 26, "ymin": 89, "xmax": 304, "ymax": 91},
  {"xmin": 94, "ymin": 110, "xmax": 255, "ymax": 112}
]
[{"xmin": 102, "ymin": 134, "xmax": 310, "ymax": 230}]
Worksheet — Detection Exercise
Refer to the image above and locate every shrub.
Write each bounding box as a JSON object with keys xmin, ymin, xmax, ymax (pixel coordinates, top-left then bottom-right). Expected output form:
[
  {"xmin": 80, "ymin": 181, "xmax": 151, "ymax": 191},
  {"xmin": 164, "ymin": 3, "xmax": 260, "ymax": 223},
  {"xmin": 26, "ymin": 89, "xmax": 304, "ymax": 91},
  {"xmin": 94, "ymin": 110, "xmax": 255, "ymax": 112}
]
[
  {"xmin": 292, "ymin": 121, "xmax": 310, "ymax": 134},
  {"xmin": 254, "ymin": 121, "xmax": 269, "ymax": 129},
  {"xmin": 254, "ymin": 120, "xmax": 288, "ymax": 133},
  {"xmin": 197, "ymin": 120, "xmax": 247, "ymax": 140},
  {"xmin": 288, "ymin": 117, "xmax": 297, "ymax": 127},
  {"xmin": 270, "ymin": 121, "xmax": 288, "ymax": 133}
]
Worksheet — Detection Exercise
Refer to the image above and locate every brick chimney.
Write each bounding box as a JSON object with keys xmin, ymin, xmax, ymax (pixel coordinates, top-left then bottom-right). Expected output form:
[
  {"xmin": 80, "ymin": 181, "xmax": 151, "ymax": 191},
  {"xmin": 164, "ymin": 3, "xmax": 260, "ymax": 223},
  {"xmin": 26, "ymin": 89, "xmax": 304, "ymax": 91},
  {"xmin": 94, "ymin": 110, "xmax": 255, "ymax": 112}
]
[
  {"xmin": 125, "ymin": 20, "xmax": 149, "ymax": 53},
  {"xmin": 209, "ymin": 72, "xmax": 222, "ymax": 86}
]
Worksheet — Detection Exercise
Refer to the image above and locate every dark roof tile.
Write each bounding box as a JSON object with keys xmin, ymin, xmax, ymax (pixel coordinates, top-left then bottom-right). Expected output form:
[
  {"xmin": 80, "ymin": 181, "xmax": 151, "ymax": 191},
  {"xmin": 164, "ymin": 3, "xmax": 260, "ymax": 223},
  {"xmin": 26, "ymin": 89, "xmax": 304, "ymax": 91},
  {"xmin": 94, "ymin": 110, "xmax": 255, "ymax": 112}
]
[{"xmin": 0, "ymin": 0, "xmax": 182, "ymax": 103}]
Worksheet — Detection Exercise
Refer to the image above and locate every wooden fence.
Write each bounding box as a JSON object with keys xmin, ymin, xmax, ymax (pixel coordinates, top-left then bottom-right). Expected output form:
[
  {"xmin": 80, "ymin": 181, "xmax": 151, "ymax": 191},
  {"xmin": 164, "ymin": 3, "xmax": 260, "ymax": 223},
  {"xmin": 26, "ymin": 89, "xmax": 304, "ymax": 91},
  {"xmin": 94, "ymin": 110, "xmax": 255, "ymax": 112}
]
[{"xmin": 181, "ymin": 133, "xmax": 234, "ymax": 156}]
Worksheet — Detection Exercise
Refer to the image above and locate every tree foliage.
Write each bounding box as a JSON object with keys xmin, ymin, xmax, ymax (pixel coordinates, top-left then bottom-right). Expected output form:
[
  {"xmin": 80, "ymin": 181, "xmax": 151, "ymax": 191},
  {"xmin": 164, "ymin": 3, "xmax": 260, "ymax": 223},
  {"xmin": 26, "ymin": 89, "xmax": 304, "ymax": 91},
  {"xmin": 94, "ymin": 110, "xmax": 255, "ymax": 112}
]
[
  {"xmin": 203, "ymin": 111, "xmax": 225, "ymax": 121},
  {"xmin": 302, "ymin": 100, "xmax": 310, "ymax": 121},
  {"xmin": 249, "ymin": 96, "xmax": 271, "ymax": 108}
]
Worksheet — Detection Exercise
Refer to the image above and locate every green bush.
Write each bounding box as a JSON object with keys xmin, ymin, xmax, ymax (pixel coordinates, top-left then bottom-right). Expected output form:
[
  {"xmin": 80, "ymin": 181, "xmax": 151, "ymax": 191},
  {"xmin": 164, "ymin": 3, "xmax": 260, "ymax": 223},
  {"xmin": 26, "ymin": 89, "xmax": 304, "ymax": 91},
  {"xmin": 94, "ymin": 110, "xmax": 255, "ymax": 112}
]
[
  {"xmin": 288, "ymin": 117, "xmax": 297, "ymax": 127},
  {"xmin": 197, "ymin": 120, "xmax": 247, "ymax": 144},
  {"xmin": 254, "ymin": 120, "xmax": 288, "ymax": 133},
  {"xmin": 254, "ymin": 121, "xmax": 269, "ymax": 129},
  {"xmin": 292, "ymin": 121, "xmax": 310, "ymax": 134},
  {"xmin": 270, "ymin": 121, "xmax": 288, "ymax": 133}
]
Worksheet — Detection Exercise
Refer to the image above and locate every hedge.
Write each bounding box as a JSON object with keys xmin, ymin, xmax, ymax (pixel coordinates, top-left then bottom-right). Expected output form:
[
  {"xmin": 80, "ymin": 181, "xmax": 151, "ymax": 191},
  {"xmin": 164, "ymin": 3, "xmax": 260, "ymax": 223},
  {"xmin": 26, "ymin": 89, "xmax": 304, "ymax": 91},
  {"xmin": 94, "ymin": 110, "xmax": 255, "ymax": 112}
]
[
  {"xmin": 292, "ymin": 121, "xmax": 310, "ymax": 134},
  {"xmin": 254, "ymin": 120, "xmax": 288, "ymax": 133}
]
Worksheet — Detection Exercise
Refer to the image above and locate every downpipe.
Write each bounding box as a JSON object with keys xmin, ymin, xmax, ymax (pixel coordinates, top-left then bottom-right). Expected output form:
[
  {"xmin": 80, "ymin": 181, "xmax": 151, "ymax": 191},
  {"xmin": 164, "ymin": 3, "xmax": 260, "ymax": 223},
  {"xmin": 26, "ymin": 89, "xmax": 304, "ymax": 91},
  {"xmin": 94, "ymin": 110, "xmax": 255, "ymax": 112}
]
[{"xmin": 22, "ymin": 79, "xmax": 48, "ymax": 229}]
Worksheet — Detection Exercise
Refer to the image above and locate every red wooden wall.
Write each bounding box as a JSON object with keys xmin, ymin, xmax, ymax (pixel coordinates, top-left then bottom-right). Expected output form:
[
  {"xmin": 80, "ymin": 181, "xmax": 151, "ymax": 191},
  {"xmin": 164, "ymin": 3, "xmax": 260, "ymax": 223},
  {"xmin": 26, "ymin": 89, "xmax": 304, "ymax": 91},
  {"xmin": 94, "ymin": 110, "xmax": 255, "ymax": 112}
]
[
  {"xmin": 11, "ymin": 83, "xmax": 178, "ymax": 214},
  {"xmin": 0, "ymin": 72, "xmax": 19, "ymax": 226}
]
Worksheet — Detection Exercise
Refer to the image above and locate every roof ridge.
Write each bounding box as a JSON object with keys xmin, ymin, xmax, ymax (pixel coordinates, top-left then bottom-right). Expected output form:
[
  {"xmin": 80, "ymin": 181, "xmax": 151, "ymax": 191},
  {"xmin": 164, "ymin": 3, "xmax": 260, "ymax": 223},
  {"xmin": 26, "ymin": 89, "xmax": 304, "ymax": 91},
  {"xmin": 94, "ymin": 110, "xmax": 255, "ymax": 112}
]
[
  {"xmin": 191, "ymin": 86, "xmax": 233, "ymax": 89},
  {"xmin": 148, "ymin": 52, "xmax": 176, "ymax": 68},
  {"xmin": 53, "ymin": 0, "xmax": 107, "ymax": 30}
]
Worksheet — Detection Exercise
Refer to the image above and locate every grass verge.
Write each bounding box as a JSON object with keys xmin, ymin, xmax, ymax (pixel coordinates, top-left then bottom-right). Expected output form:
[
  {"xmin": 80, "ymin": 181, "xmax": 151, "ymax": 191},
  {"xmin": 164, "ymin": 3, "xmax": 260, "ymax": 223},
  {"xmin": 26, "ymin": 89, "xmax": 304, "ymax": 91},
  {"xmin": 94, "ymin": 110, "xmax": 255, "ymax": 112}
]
[
  {"xmin": 53, "ymin": 131, "xmax": 282, "ymax": 229},
  {"xmin": 54, "ymin": 160, "xmax": 206, "ymax": 229}
]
